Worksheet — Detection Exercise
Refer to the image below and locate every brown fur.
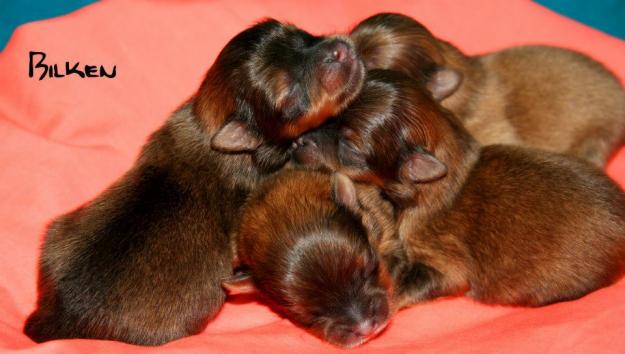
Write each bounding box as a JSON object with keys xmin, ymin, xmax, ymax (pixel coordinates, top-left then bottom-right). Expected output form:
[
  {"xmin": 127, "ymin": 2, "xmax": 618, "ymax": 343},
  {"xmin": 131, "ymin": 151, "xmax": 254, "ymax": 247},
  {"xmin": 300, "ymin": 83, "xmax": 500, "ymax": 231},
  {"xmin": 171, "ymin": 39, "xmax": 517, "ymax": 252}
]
[
  {"xmin": 350, "ymin": 13, "xmax": 625, "ymax": 166},
  {"xmin": 294, "ymin": 70, "xmax": 625, "ymax": 308},
  {"xmin": 24, "ymin": 19, "xmax": 365, "ymax": 345},
  {"xmin": 226, "ymin": 170, "xmax": 394, "ymax": 348}
]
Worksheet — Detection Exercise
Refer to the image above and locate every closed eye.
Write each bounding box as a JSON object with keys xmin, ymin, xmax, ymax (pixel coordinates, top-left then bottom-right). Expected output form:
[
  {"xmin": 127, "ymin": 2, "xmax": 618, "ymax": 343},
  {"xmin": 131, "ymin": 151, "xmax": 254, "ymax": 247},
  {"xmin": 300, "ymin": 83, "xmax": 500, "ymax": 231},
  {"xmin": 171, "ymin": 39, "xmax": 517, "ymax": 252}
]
[{"xmin": 338, "ymin": 139, "xmax": 367, "ymax": 168}]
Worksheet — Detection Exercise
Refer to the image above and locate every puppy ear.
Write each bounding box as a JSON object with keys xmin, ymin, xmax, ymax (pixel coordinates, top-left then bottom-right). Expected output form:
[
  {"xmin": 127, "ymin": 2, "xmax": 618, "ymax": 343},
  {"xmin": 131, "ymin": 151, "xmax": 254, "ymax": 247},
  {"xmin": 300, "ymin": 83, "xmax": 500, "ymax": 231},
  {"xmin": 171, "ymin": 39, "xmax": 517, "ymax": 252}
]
[
  {"xmin": 211, "ymin": 120, "xmax": 261, "ymax": 152},
  {"xmin": 426, "ymin": 68, "xmax": 463, "ymax": 101},
  {"xmin": 332, "ymin": 173, "xmax": 360, "ymax": 214},
  {"xmin": 400, "ymin": 148, "xmax": 447, "ymax": 182},
  {"xmin": 222, "ymin": 272, "xmax": 256, "ymax": 295}
]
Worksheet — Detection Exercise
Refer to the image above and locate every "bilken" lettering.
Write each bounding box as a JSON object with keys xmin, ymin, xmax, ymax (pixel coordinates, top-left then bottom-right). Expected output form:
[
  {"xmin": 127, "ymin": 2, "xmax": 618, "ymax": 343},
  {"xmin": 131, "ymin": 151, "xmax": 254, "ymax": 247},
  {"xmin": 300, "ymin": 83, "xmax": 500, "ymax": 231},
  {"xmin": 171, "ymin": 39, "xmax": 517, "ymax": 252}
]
[{"xmin": 29, "ymin": 51, "xmax": 116, "ymax": 80}]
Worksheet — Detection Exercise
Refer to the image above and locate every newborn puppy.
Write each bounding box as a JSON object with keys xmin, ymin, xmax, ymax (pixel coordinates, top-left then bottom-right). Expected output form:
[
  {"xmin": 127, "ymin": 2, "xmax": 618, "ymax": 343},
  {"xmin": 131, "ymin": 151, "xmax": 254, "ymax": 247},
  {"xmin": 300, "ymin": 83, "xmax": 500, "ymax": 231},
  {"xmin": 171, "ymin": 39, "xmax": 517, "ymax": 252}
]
[
  {"xmin": 223, "ymin": 170, "xmax": 394, "ymax": 348},
  {"xmin": 295, "ymin": 70, "xmax": 625, "ymax": 308},
  {"xmin": 24, "ymin": 19, "xmax": 364, "ymax": 345},
  {"xmin": 350, "ymin": 13, "xmax": 625, "ymax": 166}
]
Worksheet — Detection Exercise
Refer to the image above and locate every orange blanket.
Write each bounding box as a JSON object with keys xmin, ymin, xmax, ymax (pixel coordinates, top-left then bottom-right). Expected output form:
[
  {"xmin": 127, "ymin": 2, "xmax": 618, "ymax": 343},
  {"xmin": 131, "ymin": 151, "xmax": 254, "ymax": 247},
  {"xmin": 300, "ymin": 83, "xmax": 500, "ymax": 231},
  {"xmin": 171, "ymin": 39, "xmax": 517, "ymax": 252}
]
[{"xmin": 1, "ymin": 1, "xmax": 624, "ymax": 352}]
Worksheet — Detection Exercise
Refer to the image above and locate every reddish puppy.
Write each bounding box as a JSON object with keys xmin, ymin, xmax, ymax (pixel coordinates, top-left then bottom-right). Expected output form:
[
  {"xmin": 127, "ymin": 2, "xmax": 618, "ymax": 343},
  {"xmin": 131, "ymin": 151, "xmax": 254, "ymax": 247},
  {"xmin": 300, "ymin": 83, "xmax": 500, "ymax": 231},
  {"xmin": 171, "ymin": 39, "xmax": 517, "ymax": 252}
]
[{"xmin": 295, "ymin": 69, "xmax": 625, "ymax": 308}]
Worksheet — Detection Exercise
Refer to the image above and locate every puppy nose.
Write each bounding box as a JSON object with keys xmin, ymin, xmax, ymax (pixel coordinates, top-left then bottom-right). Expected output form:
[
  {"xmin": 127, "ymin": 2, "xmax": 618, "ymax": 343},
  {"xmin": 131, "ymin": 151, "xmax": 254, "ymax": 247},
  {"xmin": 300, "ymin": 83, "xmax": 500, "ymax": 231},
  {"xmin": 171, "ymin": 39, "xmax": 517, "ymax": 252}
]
[
  {"xmin": 297, "ymin": 136, "xmax": 317, "ymax": 148},
  {"xmin": 325, "ymin": 41, "xmax": 350, "ymax": 63},
  {"xmin": 352, "ymin": 319, "xmax": 376, "ymax": 338}
]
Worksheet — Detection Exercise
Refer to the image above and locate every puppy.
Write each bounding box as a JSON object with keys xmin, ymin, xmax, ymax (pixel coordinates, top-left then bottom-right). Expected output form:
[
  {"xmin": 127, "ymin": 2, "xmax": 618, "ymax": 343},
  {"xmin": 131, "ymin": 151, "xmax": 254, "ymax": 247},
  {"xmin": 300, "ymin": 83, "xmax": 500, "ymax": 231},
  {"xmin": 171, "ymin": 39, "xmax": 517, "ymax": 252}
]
[
  {"xmin": 350, "ymin": 13, "xmax": 625, "ymax": 166},
  {"xmin": 295, "ymin": 70, "xmax": 625, "ymax": 308},
  {"xmin": 223, "ymin": 170, "xmax": 394, "ymax": 348},
  {"xmin": 24, "ymin": 19, "xmax": 364, "ymax": 345}
]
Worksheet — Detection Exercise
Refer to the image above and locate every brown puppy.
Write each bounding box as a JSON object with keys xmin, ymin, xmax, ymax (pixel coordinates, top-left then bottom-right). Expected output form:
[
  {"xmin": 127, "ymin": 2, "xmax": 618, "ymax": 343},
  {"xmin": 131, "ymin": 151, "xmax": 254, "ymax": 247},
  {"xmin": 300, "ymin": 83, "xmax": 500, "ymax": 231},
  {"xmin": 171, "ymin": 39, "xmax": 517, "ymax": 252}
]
[
  {"xmin": 24, "ymin": 19, "xmax": 364, "ymax": 345},
  {"xmin": 295, "ymin": 70, "xmax": 625, "ymax": 309},
  {"xmin": 350, "ymin": 13, "xmax": 625, "ymax": 166},
  {"xmin": 223, "ymin": 170, "xmax": 394, "ymax": 348}
]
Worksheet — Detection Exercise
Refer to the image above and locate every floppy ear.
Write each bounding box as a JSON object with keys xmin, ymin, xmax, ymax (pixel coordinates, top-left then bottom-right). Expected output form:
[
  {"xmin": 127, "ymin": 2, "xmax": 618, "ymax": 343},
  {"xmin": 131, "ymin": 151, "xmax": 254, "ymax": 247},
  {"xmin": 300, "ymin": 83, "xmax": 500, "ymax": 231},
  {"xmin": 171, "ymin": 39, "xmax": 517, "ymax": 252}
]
[
  {"xmin": 332, "ymin": 173, "xmax": 360, "ymax": 214},
  {"xmin": 426, "ymin": 68, "xmax": 463, "ymax": 101},
  {"xmin": 211, "ymin": 119, "xmax": 261, "ymax": 152},
  {"xmin": 222, "ymin": 272, "xmax": 256, "ymax": 295},
  {"xmin": 400, "ymin": 148, "xmax": 447, "ymax": 183}
]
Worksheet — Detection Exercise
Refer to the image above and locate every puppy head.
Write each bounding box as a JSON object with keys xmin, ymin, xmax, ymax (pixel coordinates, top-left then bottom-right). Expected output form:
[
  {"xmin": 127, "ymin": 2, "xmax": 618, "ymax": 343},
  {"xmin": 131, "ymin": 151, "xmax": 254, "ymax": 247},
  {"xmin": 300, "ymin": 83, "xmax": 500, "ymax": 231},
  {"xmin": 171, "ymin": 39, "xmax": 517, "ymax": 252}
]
[
  {"xmin": 295, "ymin": 70, "xmax": 476, "ymax": 205},
  {"xmin": 196, "ymin": 19, "xmax": 365, "ymax": 172},
  {"xmin": 224, "ymin": 172, "xmax": 393, "ymax": 348},
  {"xmin": 284, "ymin": 230, "xmax": 392, "ymax": 348},
  {"xmin": 292, "ymin": 121, "xmax": 341, "ymax": 172},
  {"xmin": 350, "ymin": 13, "xmax": 462, "ymax": 101}
]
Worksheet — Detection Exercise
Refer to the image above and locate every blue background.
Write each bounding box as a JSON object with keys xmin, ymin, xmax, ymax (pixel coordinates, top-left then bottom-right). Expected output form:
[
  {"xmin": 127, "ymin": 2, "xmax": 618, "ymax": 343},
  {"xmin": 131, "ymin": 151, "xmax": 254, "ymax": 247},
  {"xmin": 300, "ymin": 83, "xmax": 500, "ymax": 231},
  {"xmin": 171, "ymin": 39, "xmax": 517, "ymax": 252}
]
[
  {"xmin": 0, "ymin": 0, "xmax": 623, "ymax": 52},
  {"xmin": 0, "ymin": 0, "xmax": 96, "ymax": 51}
]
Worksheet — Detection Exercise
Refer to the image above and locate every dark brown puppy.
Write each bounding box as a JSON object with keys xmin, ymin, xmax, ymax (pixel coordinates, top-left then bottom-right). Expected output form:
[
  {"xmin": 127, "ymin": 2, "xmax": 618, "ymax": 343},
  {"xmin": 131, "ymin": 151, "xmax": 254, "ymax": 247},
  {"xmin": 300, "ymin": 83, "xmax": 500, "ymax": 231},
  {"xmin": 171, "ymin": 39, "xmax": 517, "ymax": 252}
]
[
  {"xmin": 223, "ymin": 170, "xmax": 394, "ymax": 348},
  {"xmin": 350, "ymin": 13, "xmax": 625, "ymax": 166},
  {"xmin": 24, "ymin": 19, "xmax": 364, "ymax": 345},
  {"xmin": 295, "ymin": 70, "xmax": 625, "ymax": 309}
]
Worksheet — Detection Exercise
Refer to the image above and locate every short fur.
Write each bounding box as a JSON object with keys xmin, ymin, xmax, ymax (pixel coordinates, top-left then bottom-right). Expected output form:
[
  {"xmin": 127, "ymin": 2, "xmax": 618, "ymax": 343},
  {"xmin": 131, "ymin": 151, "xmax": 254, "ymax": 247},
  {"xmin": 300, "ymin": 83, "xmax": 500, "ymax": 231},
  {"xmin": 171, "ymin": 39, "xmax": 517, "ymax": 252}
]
[
  {"xmin": 294, "ymin": 70, "xmax": 625, "ymax": 308},
  {"xmin": 225, "ymin": 170, "xmax": 394, "ymax": 348},
  {"xmin": 24, "ymin": 19, "xmax": 365, "ymax": 345},
  {"xmin": 350, "ymin": 13, "xmax": 625, "ymax": 166}
]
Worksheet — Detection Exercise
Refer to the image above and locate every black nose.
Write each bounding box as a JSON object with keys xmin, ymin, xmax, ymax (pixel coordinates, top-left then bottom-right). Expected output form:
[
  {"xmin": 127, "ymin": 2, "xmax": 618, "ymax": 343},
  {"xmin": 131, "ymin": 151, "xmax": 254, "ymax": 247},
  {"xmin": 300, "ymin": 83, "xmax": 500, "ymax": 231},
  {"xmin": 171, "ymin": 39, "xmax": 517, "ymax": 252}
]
[{"xmin": 324, "ymin": 41, "xmax": 351, "ymax": 63}]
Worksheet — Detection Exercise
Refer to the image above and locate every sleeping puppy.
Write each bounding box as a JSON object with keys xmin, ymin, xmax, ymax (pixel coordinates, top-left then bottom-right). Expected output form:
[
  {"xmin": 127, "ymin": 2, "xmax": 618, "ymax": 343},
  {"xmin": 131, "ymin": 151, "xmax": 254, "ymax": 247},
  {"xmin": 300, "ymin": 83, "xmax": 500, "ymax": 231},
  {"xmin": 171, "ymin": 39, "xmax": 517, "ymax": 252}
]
[
  {"xmin": 350, "ymin": 13, "xmax": 625, "ymax": 166},
  {"xmin": 294, "ymin": 69, "xmax": 625, "ymax": 309},
  {"xmin": 24, "ymin": 19, "xmax": 364, "ymax": 345},
  {"xmin": 223, "ymin": 170, "xmax": 395, "ymax": 348}
]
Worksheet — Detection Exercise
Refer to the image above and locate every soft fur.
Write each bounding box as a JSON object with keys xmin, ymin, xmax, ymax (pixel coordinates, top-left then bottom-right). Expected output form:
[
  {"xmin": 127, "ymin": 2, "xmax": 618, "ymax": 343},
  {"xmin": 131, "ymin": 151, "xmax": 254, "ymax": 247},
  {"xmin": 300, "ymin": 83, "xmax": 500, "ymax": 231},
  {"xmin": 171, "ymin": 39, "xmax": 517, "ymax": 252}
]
[
  {"xmin": 24, "ymin": 19, "xmax": 364, "ymax": 345},
  {"xmin": 224, "ymin": 170, "xmax": 394, "ymax": 348},
  {"xmin": 350, "ymin": 13, "xmax": 625, "ymax": 166},
  {"xmin": 294, "ymin": 70, "xmax": 625, "ymax": 309}
]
